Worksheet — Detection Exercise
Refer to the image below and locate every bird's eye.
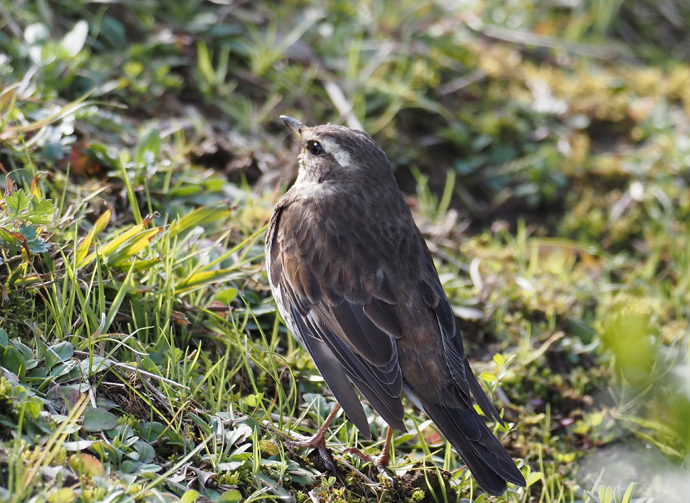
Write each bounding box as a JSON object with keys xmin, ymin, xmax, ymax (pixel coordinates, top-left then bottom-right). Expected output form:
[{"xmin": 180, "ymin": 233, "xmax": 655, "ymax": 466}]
[{"xmin": 306, "ymin": 141, "xmax": 324, "ymax": 156}]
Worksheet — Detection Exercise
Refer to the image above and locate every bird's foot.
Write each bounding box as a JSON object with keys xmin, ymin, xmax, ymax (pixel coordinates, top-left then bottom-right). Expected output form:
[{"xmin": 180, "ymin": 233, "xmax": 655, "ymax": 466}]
[
  {"xmin": 345, "ymin": 427, "xmax": 395, "ymax": 485},
  {"xmin": 344, "ymin": 446, "xmax": 394, "ymax": 485},
  {"xmin": 285, "ymin": 404, "xmax": 342, "ymax": 476},
  {"xmin": 286, "ymin": 432, "xmax": 338, "ymax": 476}
]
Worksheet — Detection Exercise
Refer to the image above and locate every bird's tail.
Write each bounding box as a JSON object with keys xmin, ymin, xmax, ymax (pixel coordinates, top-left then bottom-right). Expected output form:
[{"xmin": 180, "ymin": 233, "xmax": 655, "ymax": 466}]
[{"xmin": 420, "ymin": 393, "xmax": 526, "ymax": 496}]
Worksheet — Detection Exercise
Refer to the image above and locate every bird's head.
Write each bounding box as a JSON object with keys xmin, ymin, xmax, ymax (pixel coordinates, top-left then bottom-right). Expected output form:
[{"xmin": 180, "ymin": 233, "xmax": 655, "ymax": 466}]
[{"xmin": 280, "ymin": 116, "xmax": 393, "ymax": 186}]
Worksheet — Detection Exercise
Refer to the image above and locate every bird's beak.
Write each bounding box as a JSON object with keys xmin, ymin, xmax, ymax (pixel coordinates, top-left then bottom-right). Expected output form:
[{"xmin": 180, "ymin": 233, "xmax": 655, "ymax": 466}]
[{"xmin": 280, "ymin": 115, "xmax": 307, "ymax": 138}]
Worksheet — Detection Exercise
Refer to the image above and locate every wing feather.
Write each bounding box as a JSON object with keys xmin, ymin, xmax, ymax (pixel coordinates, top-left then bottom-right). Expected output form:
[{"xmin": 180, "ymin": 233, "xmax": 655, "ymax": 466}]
[
  {"xmin": 291, "ymin": 307, "xmax": 371, "ymax": 435},
  {"xmin": 418, "ymin": 263, "xmax": 504, "ymax": 425},
  {"xmin": 268, "ymin": 200, "xmax": 407, "ymax": 433}
]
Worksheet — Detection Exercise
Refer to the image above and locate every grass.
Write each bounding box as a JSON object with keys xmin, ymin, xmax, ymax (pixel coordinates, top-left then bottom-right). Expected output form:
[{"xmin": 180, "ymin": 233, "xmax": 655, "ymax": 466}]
[{"xmin": 1, "ymin": 0, "xmax": 689, "ymax": 502}]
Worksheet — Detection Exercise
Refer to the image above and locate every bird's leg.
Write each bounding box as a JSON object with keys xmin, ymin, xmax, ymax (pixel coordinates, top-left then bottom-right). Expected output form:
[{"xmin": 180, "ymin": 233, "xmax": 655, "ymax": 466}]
[
  {"xmin": 345, "ymin": 426, "xmax": 394, "ymax": 481},
  {"xmin": 287, "ymin": 403, "xmax": 341, "ymax": 475}
]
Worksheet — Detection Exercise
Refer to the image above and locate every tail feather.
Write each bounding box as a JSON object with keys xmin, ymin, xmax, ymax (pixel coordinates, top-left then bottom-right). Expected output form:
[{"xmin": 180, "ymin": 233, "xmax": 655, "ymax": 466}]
[
  {"xmin": 465, "ymin": 358, "xmax": 504, "ymax": 425},
  {"xmin": 423, "ymin": 399, "xmax": 526, "ymax": 496}
]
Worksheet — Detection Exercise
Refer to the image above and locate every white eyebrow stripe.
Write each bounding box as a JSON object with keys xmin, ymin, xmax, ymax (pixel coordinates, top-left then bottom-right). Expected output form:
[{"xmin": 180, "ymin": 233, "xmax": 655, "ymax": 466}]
[{"xmin": 318, "ymin": 137, "xmax": 352, "ymax": 168}]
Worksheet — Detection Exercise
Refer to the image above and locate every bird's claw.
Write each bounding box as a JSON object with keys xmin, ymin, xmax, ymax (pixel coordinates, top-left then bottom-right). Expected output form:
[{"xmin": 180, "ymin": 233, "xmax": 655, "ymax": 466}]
[
  {"xmin": 286, "ymin": 436, "xmax": 338, "ymax": 476},
  {"xmin": 344, "ymin": 447, "xmax": 394, "ymax": 486}
]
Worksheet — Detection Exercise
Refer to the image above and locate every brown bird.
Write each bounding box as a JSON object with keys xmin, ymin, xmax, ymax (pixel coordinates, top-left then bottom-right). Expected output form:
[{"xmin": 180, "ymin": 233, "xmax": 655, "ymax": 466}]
[{"xmin": 266, "ymin": 116, "xmax": 526, "ymax": 496}]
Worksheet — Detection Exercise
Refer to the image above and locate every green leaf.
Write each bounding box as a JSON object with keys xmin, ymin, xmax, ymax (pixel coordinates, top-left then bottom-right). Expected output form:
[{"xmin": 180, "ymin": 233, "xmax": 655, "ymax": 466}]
[
  {"xmin": 285, "ymin": 459, "xmax": 317, "ymax": 485},
  {"xmin": 120, "ymin": 460, "xmax": 141, "ymax": 474},
  {"xmin": 526, "ymin": 471, "xmax": 543, "ymax": 487},
  {"xmin": 584, "ymin": 490, "xmax": 602, "ymax": 503},
  {"xmin": 621, "ymin": 483, "xmax": 635, "ymax": 503},
  {"xmin": 244, "ymin": 392, "xmax": 263, "ymax": 408},
  {"xmin": 52, "ymin": 361, "xmax": 78, "ymax": 379},
  {"xmin": 5, "ymin": 190, "xmax": 30, "ymax": 217},
  {"xmin": 79, "ymin": 356, "xmax": 111, "ymax": 377},
  {"xmin": 480, "ymin": 372, "xmax": 496, "ymax": 382},
  {"xmin": 17, "ymin": 223, "xmax": 51, "ymax": 253},
  {"xmin": 168, "ymin": 205, "xmax": 231, "ymax": 238},
  {"xmin": 47, "ymin": 488, "xmax": 75, "ymax": 503},
  {"xmin": 81, "ymin": 214, "xmax": 155, "ymax": 267},
  {"xmin": 61, "ymin": 20, "xmax": 89, "ymax": 57},
  {"xmin": 17, "ymin": 223, "xmax": 39, "ymax": 241},
  {"xmin": 302, "ymin": 393, "xmax": 328, "ymax": 421},
  {"xmin": 255, "ymin": 473, "xmax": 291, "ymax": 499},
  {"xmin": 103, "ymin": 262, "xmax": 137, "ymax": 334},
  {"xmin": 4, "ymin": 190, "xmax": 56, "ymax": 225},
  {"xmin": 27, "ymin": 238, "xmax": 50, "ymax": 253},
  {"xmin": 0, "ymin": 229, "xmax": 17, "ymax": 250},
  {"xmin": 106, "ymin": 228, "xmax": 161, "ymax": 266},
  {"xmin": 196, "ymin": 41, "xmax": 216, "ymax": 85},
  {"xmin": 112, "ymin": 258, "xmax": 161, "ymax": 272},
  {"xmin": 23, "ymin": 398, "xmax": 42, "ymax": 419},
  {"xmin": 136, "ymin": 463, "xmax": 162, "ymax": 473},
  {"xmin": 90, "ymin": 441, "xmax": 122, "ymax": 463},
  {"xmin": 13, "ymin": 340, "xmax": 32, "ymax": 360},
  {"xmin": 493, "ymin": 353, "xmax": 505, "ymax": 366},
  {"xmin": 82, "ymin": 408, "xmax": 118, "ymax": 431},
  {"xmin": 169, "ymin": 186, "xmax": 202, "ymax": 198},
  {"xmin": 217, "ymin": 490, "xmax": 241, "ymax": 503},
  {"xmin": 203, "ymin": 178, "xmax": 225, "ymax": 192},
  {"xmin": 225, "ymin": 423, "xmax": 252, "ymax": 447},
  {"xmin": 76, "ymin": 209, "xmax": 112, "ymax": 266},
  {"xmin": 473, "ymin": 403, "xmax": 488, "ymax": 416},
  {"xmin": 176, "ymin": 268, "xmax": 244, "ymax": 294},
  {"xmin": 27, "ymin": 196, "xmax": 56, "ymax": 224},
  {"xmin": 180, "ymin": 491, "xmax": 199, "ymax": 503},
  {"xmin": 45, "ymin": 341, "xmax": 74, "ymax": 370},
  {"xmin": 134, "ymin": 440, "xmax": 156, "ymax": 463},
  {"xmin": 599, "ymin": 485, "xmax": 614, "ymax": 503},
  {"xmin": 135, "ymin": 127, "xmax": 161, "ymax": 165},
  {"xmin": 215, "ymin": 287, "xmax": 237, "ymax": 304},
  {"xmin": 139, "ymin": 422, "xmax": 166, "ymax": 442}
]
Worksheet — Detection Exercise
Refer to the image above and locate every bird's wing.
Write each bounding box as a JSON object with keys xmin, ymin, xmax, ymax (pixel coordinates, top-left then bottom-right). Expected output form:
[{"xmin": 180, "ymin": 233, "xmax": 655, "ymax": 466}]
[
  {"xmin": 267, "ymin": 199, "xmax": 406, "ymax": 436},
  {"xmin": 417, "ymin": 249, "xmax": 504, "ymax": 425},
  {"xmin": 413, "ymin": 249, "xmax": 524, "ymax": 494}
]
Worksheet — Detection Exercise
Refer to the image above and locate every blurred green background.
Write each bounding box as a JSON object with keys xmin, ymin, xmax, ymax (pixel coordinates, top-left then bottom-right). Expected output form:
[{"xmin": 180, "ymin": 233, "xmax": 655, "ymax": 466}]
[{"xmin": 1, "ymin": 1, "xmax": 689, "ymax": 502}]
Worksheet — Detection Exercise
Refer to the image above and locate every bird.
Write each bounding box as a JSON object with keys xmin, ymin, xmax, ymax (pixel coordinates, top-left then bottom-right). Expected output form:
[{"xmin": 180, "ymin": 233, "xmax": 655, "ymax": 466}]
[{"xmin": 265, "ymin": 115, "xmax": 526, "ymax": 496}]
